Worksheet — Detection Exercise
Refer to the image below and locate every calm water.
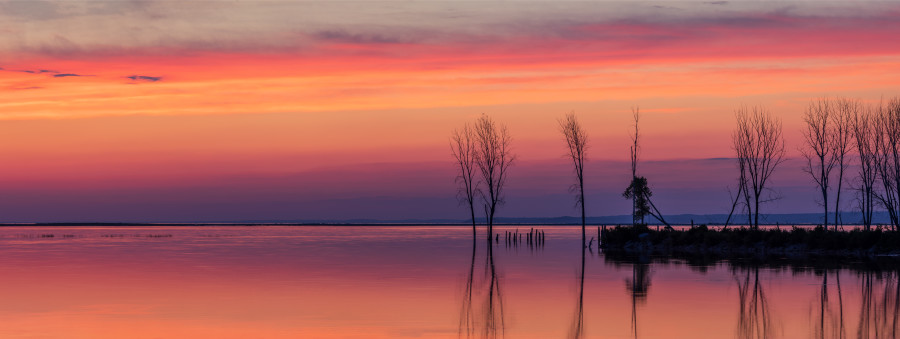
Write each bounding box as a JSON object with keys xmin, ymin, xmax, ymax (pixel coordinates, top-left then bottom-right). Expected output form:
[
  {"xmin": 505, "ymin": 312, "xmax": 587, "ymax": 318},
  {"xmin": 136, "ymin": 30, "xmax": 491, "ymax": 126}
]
[{"xmin": 0, "ymin": 225, "xmax": 897, "ymax": 338}]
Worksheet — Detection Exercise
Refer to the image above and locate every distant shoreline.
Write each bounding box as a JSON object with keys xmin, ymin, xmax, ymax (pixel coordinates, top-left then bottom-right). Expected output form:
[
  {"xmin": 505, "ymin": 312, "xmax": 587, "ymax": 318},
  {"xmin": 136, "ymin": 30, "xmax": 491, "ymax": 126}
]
[
  {"xmin": 1, "ymin": 212, "xmax": 892, "ymax": 227},
  {"xmin": 0, "ymin": 222, "xmax": 868, "ymax": 227}
]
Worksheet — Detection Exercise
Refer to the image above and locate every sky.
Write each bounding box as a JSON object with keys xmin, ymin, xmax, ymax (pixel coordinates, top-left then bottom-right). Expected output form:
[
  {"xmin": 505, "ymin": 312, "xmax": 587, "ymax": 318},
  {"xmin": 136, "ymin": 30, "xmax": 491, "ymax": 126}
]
[{"xmin": 1, "ymin": 1, "xmax": 900, "ymax": 222}]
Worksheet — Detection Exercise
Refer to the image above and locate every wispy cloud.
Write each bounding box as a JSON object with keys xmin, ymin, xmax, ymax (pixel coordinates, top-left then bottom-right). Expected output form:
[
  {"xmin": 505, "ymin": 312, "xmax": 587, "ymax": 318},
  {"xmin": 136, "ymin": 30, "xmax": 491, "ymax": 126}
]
[
  {"xmin": 22, "ymin": 69, "xmax": 58, "ymax": 74},
  {"xmin": 53, "ymin": 73, "xmax": 85, "ymax": 78},
  {"xmin": 0, "ymin": 0, "xmax": 65, "ymax": 21},
  {"xmin": 3, "ymin": 2, "xmax": 897, "ymax": 59},
  {"xmin": 126, "ymin": 75, "xmax": 162, "ymax": 82},
  {"xmin": 312, "ymin": 30, "xmax": 417, "ymax": 45}
]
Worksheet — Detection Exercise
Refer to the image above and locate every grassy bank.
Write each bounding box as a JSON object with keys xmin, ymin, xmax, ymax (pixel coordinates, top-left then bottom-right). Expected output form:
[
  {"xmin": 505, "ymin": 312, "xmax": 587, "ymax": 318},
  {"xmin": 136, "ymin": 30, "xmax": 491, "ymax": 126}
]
[{"xmin": 600, "ymin": 224, "xmax": 900, "ymax": 256}]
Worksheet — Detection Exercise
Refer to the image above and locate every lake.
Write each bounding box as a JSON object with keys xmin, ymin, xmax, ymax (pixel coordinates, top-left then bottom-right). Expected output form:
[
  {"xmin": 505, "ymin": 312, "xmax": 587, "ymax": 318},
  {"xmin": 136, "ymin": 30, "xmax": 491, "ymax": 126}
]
[{"xmin": 0, "ymin": 225, "xmax": 896, "ymax": 338}]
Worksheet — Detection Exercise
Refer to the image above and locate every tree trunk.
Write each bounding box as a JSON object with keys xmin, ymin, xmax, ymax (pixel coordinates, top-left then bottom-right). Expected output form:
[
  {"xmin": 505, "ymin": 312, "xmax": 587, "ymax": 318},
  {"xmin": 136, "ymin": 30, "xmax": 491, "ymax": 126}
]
[
  {"xmin": 470, "ymin": 202, "xmax": 477, "ymax": 238},
  {"xmin": 580, "ymin": 178, "xmax": 586, "ymax": 246},
  {"xmin": 834, "ymin": 167, "xmax": 843, "ymax": 230},
  {"xmin": 822, "ymin": 160, "xmax": 829, "ymax": 229},
  {"xmin": 754, "ymin": 193, "xmax": 760, "ymax": 229}
]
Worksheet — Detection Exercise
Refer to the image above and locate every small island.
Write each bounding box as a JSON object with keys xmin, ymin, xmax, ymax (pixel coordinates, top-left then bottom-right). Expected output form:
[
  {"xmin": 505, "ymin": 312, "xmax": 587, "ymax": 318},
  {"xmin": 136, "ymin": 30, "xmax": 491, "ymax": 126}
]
[{"xmin": 600, "ymin": 224, "xmax": 900, "ymax": 258}]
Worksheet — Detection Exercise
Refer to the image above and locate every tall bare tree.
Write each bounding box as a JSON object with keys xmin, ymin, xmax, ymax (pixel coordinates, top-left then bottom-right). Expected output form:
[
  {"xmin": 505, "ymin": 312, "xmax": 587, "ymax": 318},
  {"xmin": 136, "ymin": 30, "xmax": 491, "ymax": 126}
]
[
  {"xmin": 624, "ymin": 107, "xmax": 670, "ymax": 228},
  {"xmin": 629, "ymin": 108, "xmax": 640, "ymax": 225},
  {"xmin": 801, "ymin": 98, "xmax": 835, "ymax": 228},
  {"xmin": 733, "ymin": 106, "xmax": 785, "ymax": 228},
  {"xmin": 474, "ymin": 114, "xmax": 515, "ymax": 240},
  {"xmin": 559, "ymin": 112, "xmax": 588, "ymax": 245},
  {"xmin": 832, "ymin": 98, "xmax": 857, "ymax": 228},
  {"xmin": 724, "ymin": 148, "xmax": 750, "ymax": 229},
  {"xmin": 452, "ymin": 123, "xmax": 479, "ymax": 237},
  {"xmin": 873, "ymin": 98, "xmax": 900, "ymax": 231},
  {"xmin": 853, "ymin": 104, "xmax": 879, "ymax": 230}
]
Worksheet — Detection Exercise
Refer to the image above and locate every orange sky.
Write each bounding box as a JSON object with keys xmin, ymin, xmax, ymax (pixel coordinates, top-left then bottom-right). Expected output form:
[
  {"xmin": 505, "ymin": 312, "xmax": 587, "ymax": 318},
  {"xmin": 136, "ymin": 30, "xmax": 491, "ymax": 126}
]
[{"xmin": 1, "ymin": 2, "xmax": 900, "ymax": 221}]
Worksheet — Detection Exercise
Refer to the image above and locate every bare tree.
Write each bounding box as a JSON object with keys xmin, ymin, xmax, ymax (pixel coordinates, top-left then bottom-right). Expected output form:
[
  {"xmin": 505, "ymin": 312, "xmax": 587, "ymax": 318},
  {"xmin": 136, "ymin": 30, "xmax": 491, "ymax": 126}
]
[
  {"xmin": 832, "ymin": 98, "xmax": 857, "ymax": 228},
  {"xmin": 559, "ymin": 112, "xmax": 588, "ymax": 245},
  {"xmin": 873, "ymin": 98, "xmax": 900, "ymax": 231},
  {"xmin": 474, "ymin": 114, "xmax": 515, "ymax": 240},
  {"xmin": 853, "ymin": 104, "xmax": 879, "ymax": 230},
  {"xmin": 452, "ymin": 123, "xmax": 479, "ymax": 237},
  {"xmin": 723, "ymin": 184, "xmax": 744, "ymax": 229},
  {"xmin": 801, "ymin": 98, "xmax": 835, "ymax": 228},
  {"xmin": 624, "ymin": 107, "xmax": 671, "ymax": 228},
  {"xmin": 732, "ymin": 106, "xmax": 786, "ymax": 228},
  {"xmin": 724, "ymin": 150, "xmax": 749, "ymax": 229},
  {"xmin": 629, "ymin": 108, "xmax": 640, "ymax": 225}
]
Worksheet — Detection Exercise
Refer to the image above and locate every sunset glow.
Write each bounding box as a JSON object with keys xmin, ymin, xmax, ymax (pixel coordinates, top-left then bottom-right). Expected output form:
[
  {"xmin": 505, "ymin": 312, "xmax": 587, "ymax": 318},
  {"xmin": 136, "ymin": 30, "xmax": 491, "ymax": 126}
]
[{"xmin": 2, "ymin": 1, "xmax": 900, "ymax": 221}]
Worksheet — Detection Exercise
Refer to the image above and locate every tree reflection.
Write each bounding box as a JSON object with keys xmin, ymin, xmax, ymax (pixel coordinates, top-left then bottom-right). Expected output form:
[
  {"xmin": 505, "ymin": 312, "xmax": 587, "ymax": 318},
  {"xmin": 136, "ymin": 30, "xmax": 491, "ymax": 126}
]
[
  {"xmin": 857, "ymin": 271, "xmax": 900, "ymax": 338},
  {"xmin": 460, "ymin": 234, "xmax": 505, "ymax": 339},
  {"xmin": 812, "ymin": 270, "xmax": 846, "ymax": 339},
  {"xmin": 600, "ymin": 250, "xmax": 900, "ymax": 338},
  {"xmin": 625, "ymin": 255, "xmax": 651, "ymax": 338},
  {"xmin": 460, "ymin": 236, "xmax": 477, "ymax": 338},
  {"xmin": 735, "ymin": 266, "xmax": 774, "ymax": 339},
  {"xmin": 568, "ymin": 245, "xmax": 586, "ymax": 339}
]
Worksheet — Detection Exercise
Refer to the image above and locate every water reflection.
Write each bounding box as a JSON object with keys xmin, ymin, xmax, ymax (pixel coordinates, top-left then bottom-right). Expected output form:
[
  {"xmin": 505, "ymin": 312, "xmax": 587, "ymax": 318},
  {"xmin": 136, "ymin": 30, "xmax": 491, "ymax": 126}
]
[
  {"xmin": 627, "ymin": 256, "xmax": 651, "ymax": 338},
  {"xmin": 734, "ymin": 265, "xmax": 774, "ymax": 339},
  {"xmin": 600, "ymin": 251, "xmax": 900, "ymax": 338},
  {"xmin": 813, "ymin": 269, "xmax": 845, "ymax": 339},
  {"xmin": 568, "ymin": 245, "xmax": 586, "ymax": 339},
  {"xmin": 460, "ymin": 237, "xmax": 477, "ymax": 338},
  {"xmin": 8, "ymin": 226, "xmax": 900, "ymax": 338},
  {"xmin": 857, "ymin": 271, "xmax": 900, "ymax": 338},
  {"xmin": 460, "ymin": 234, "xmax": 505, "ymax": 339},
  {"xmin": 603, "ymin": 252, "xmax": 653, "ymax": 338}
]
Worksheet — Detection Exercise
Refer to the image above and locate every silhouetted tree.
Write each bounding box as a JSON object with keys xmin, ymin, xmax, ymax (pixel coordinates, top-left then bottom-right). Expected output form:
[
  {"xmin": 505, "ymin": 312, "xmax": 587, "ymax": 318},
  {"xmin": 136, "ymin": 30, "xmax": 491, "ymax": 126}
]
[
  {"xmin": 559, "ymin": 112, "xmax": 588, "ymax": 245},
  {"xmin": 873, "ymin": 98, "xmax": 900, "ymax": 231},
  {"xmin": 724, "ymin": 154, "xmax": 748, "ymax": 229},
  {"xmin": 853, "ymin": 104, "xmax": 879, "ymax": 230},
  {"xmin": 624, "ymin": 108, "xmax": 670, "ymax": 227},
  {"xmin": 801, "ymin": 98, "xmax": 836, "ymax": 228},
  {"xmin": 623, "ymin": 177, "xmax": 652, "ymax": 224},
  {"xmin": 733, "ymin": 106, "xmax": 785, "ymax": 228},
  {"xmin": 474, "ymin": 114, "xmax": 515, "ymax": 241},
  {"xmin": 629, "ymin": 108, "xmax": 641, "ymax": 225},
  {"xmin": 832, "ymin": 98, "xmax": 856, "ymax": 228},
  {"xmin": 452, "ymin": 123, "xmax": 480, "ymax": 237}
]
